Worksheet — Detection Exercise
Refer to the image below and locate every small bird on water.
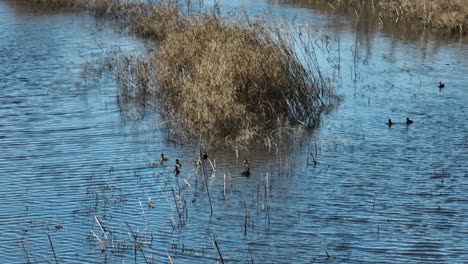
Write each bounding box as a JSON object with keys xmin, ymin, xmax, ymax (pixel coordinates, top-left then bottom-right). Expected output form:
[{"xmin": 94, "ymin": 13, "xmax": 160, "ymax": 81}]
[
  {"xmin": 202, "ymin": 152, "xmax": 208, "ymax": 160},
  {"xmin": 386, "ymin": 119, "xmax": 394, "ymax": 127},
  {"xmin": 406, "ymin": 117, "xmax": 413, "ymax": 125},
  {"xmin": 175, "ymin": 159, "xmax": 182, "ymax": 168},
  {"xmin": 438, "ymin": 81, "xmax": 445, "ymax": 89},
  {"xmin": 173, "ymin": 166, "xmax": 180, "ymax": 176},
  {"xmin": 243, "ymin": 160, "xmax": 250, "ymax": 169},
  {"xmin": 159, "ymin": 153, "xmax": 168, "ymax": 162},
  {"xmin": 194, "ymin": 157, "xmax": 201, "ymax": 167},
  {"xmin": 241, "ymin": 168, "xmax": 251, "ymax": 176}
]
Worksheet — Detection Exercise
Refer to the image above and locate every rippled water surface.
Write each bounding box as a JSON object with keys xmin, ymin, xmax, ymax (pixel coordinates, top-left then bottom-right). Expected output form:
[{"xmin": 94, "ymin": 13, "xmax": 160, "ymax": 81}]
[{"xmin": 0, "ymin": 1, "xmax": 467, "ymax": 263}]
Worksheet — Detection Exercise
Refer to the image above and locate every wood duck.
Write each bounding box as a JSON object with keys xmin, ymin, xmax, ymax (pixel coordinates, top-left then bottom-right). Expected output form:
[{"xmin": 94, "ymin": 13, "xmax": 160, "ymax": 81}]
[{"xmin": 202, "ymin": 152, "xmax": 208, "ymax": 160}]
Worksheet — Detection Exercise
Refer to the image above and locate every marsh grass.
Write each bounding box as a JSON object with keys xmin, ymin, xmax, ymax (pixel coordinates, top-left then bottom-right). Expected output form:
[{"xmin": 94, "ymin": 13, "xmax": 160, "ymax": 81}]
[
  {"xmin": 307, "ymin": 0, "xmax": 467, "ymax": 34},
  {"xmin": 32, "ymin": 0, "xmax": 340, "ymax": 147},
  {"xmin": 154, "ymin": 15, "xmax": 337, "ymax": 146},
  {"xmin": 30, "ymin": 0, "xmax": 80, "ymax": 9},
  {"xmin": 378, "ymin": 0, "xmax": 467, "ymax": 33}
]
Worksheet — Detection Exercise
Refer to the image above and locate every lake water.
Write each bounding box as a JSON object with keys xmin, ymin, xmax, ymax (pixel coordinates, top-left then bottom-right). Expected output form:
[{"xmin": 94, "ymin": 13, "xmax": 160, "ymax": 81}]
[{"xmin": 0, "ymin": 0, "xmax": 467, "ymax": 263}]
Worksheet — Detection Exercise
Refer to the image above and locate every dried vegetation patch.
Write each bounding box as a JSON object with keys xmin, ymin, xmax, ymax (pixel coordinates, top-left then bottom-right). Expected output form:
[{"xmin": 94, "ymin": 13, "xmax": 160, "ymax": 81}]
[
  {"xmin": 32, "ymin": 0, "xmax": 340, "ymax": 147},
  {"xmin": 313, "ymin": 0, "xmax": 467, "ymax": 34}
]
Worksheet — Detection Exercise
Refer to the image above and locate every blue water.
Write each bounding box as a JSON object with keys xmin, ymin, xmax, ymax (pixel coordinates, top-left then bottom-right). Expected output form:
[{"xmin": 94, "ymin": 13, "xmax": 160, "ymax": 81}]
[{"xmin": 0, "ymin": 0, "xmax": 467, "ymax": 263}]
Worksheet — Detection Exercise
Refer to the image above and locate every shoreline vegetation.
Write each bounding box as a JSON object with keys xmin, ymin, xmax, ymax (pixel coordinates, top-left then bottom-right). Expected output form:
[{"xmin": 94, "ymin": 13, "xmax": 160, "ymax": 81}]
[
  {"xmin": 29, "ymin": 0, "xmax": 340, "ymax": 148},
  {"xmin": 30, "ymin": 0, "xmax": 468, "ymax": 35},
  {"xmin": 379, "ymin": 0, "xmax": 467, "ymax": 34},
  {"xmin": 307, "ymin": 0, "xmax": 467, "ymax": 35}
]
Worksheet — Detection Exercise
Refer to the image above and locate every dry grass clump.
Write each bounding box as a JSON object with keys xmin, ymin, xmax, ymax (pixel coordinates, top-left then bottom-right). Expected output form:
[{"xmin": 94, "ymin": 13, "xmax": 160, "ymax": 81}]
[
  {"xmin": 102, "ymin": 13, "xmax": 334, "ymax": 146},
  {"xmin": 307, "ymin": 0, "xmax": 467, "ymax": 34},
  {"xmin": 90, "ymin": 1, "xmax": 182, "ymax": 40},
  {"xmin": 30, "ymin": 0, "xmax": 338, "ymax": 147},
  {"xmin": 29, "ymin": 0, "xmax": 83, "ymax": 9},
  {"xmin": 29, "ymin": 0, "xmax": 181, "ymax": 40},
  {"xmin": 125, "ymin": 2, "xmax": 181, "ymax": 40},
  {"xmin": 154, "ymin": 15, "xmax": 328, "ymax": 145},
  {"xmin": 378, "ymin": 0, "xmax": 467, "ymax": 33},
  {"xmin": 28, "ymin": 0, "xmax": 108, "ymax": 10}
]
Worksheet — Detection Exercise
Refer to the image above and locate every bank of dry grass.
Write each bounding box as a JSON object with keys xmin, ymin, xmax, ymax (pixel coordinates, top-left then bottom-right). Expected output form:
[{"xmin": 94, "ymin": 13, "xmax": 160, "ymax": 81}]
[
  {"xmin": 156, "ymin": 15, "xmax": 332, "ymax": 145},
  {"xmin": 312, "ymin": 0, "xmax": 467, "ymax": 34},
  {"xmin": 31, "ymin": 0, "xmax": 338, "ymax": 146},
  {"xmin": 31, "ymin": 0, "xmax": 467, "ymax": 34},
  {"xmin": 379, "ymin": 0, "xmax": 467, "ymax": 33}
]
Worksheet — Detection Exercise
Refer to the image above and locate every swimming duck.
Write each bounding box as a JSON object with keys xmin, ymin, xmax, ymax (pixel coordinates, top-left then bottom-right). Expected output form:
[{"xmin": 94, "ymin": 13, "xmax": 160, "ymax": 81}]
[
  {"xmin": 173, "ymin": 166, "xmax": 180, "ymax": 176},
  {"xmin": 243, "ymin": 160, "xmax": 250, "ymax": 169},
  {"xmin": 202, "ymin": 152, "xmax": 208, "ymax": 160},
  {"xmin": 159, "ymin": 154, "xmax": 168, "ymax": 162},
  {"xmin": 241, "ymin": 168, "xmax": 251, "ymax": 176},
  {"xmin": 194, "ymin": 158, "xmax": 201, "ymax": 167},
  {"xmin": 406, "ymin": 117, "xmax": 413, "ymax": 125},
  {"xmin": 438, "ymin": 81, "xmax": 445, "ymax": 89},
  {"xmin": 175, "ymin": 159, "xmax": 182, "ymax": 168},
  {"xmin": 386, "ymin": 119, "xmax": 394, "ymax": 127}
]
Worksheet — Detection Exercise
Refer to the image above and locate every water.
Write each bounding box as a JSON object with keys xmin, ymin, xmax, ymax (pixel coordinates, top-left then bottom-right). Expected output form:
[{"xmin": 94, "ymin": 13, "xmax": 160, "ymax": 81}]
[{"xmin": 1, "ymin": 1, "xmax": 467, "ymax": 263}]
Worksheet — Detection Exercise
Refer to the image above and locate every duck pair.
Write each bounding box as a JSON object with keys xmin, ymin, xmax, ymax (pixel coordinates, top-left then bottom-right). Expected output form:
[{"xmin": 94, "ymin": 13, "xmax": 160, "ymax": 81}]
[
  {"xmin": 387, "ymin": 117, "xmax": 413, "ymax": 127},
  {"xmin": 173, "ymin": 159, "xmax": 182, "ymax": 175},
  {"xmin": 175, "ymin": 151, "xmax": 208, "ymax": 175},
  {"xmin": 159, "ymin": 154, "xmax": 184, "ymax": 166},
  {"xmin": 159, "ymin": 154, "xmax": 182, "ymax": 175}
]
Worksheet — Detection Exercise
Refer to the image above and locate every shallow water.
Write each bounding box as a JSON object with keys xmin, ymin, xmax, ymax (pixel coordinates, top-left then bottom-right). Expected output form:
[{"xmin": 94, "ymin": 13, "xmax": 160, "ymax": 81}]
[{"xmin": 0, "ymin": 1, "xmax": 467, "ymax": 263}]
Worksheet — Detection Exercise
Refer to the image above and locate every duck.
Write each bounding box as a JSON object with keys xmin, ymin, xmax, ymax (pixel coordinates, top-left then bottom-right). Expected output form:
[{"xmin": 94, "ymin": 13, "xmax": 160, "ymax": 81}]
[
  {"xmin": 243, "ymin": 160, "xmax": 250, "ymax": 169},
  {"xmin": 406, "ymin": 117, "xmax": 413, "ymax": 125},
  {"xmin": 438, "ymin": 81, "xmax": 445, "ymax": 89},
  {"xmin": 386, "ymin": 119, "xmax": 394, "ymax": 127},
  {"xmin": 194, "ymin": 158, "xmax": 201, "ymax": 167},
  {"xmin": 159, "ymin": 153, "xmax": 168, "ymax": 162},
  {"xmin": 202, "ymin": 152, "xmax": 208, "ymax": 160},
  {"xmin": 173, "ymin": 166, "xmax": 180, "ymax": 176},
  {"xmin": 148, "ymin": 197, "xmax": 154, "ymax": 208},
  {"xmin": 241, "ymin": 168, "xmax": 251, "ymax": 176},
  {"xmin": 175, "ymin": 159, "xmax": 182, "ymax": 168}
]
